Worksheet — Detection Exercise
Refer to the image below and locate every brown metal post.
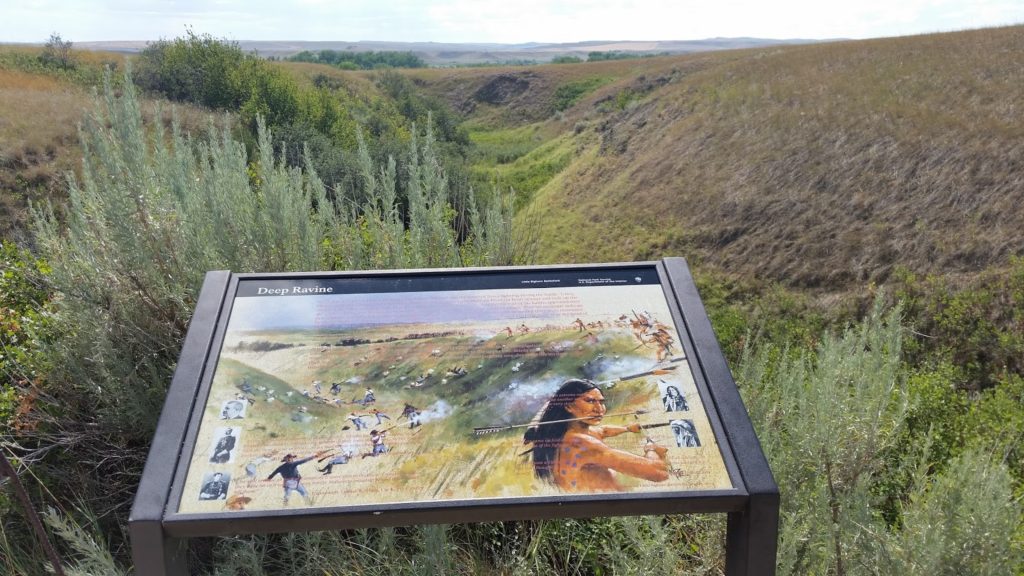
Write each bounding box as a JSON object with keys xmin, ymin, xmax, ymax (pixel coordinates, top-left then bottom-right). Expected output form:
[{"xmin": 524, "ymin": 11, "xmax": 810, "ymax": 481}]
[{"xmin": 0, "ymin": 451, "xmax": 66, "ymax": 576}]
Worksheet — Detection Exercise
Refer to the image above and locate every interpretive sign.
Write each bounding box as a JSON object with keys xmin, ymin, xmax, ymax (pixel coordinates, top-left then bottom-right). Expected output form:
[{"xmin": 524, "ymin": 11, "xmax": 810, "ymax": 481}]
[{"xmin": 130, "ymin": 259, "xmax": 778, "ymax": 576}]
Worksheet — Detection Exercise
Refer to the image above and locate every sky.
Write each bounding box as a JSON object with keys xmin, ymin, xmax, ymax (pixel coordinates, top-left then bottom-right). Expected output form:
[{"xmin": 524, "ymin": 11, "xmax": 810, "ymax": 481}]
[{"xmin": 2, "ymin": 0, "xmax": 1022, "ymax": 44}]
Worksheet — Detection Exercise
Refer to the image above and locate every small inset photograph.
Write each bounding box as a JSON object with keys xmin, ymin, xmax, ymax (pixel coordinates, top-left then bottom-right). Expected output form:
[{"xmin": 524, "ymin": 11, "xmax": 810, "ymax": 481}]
[
  {"xmin": 658, "ymin": 379, "xmax": 689, "ymax": 412},
  {"xmin": 220, "ymin": 399, "xmax": 246, "ymax": 420},
  {"xmin": 670, "ymin": 419, "xmax": 701, "ymax": 447},
  {"xmin": 198, "ymin": 471, "xmax": 231, "ymax": 501},
  {"xmin": 209, "ymin": 426, "xmax": 239, "ymax": 464}
]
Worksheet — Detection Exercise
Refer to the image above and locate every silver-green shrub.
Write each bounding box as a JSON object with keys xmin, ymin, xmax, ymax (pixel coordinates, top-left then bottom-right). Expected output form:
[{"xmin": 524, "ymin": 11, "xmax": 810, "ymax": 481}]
[
  {"xmin": 22, "ymin": 69, "xmax": 522, "ymax": 574},
  {"xmin": 877, "ymin": 448, "xmax": 1021, "ymax": 576},
  {"xmin": 737, "ymin": 302, "xmax": 1022, "ymax": 575}
]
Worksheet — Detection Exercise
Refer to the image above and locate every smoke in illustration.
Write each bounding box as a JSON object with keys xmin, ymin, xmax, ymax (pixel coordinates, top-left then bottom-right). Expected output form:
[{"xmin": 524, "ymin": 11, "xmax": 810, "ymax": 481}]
[
  {"xmin": 418, "ymin": 400, "xmax": 454, "ymax": 423},
  {"xmin": 583, "ymin": 355, "xmax": 651, "ymax": 382},
  {"xmin": 495, "ymin": 376, "xmax": 565, "ymax": 424},
  {"xmin": 550, "ymin": 340, "xmax": 576, "ymax": 353}
]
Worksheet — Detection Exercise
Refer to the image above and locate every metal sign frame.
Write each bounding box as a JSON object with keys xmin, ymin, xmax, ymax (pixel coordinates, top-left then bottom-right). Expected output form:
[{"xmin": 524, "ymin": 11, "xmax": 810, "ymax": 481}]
[{"xmin": 129, "ymin": 258, "xmax": 778, "ymax": 575}]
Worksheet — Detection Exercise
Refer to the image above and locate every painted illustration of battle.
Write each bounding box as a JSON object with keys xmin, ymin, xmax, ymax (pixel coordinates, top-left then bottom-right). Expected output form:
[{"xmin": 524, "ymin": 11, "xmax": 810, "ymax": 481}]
[{"xmin": 177, "ymin": 279, "xmax": 732, "ymax": 514}]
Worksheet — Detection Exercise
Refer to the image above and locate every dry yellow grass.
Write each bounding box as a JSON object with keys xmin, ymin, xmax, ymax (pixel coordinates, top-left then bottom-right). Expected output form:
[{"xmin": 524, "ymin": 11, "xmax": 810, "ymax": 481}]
[
  {"xmin": 0, "ymin": 70, "xmax": 89, "ymax": 238},
  {"xmin": 0, "ymin": 55, "xmax": 219, "ymax": 240},
  {"xmin": 0, "ymin": 69, "xmax": 87, "ymax": 156}
]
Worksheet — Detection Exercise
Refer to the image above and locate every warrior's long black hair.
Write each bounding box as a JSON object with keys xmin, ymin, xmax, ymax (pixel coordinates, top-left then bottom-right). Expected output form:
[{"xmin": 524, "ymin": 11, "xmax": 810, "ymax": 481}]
[{"xmin": 523, "ymin": 379, "xmax": 599, "ymax": 480}]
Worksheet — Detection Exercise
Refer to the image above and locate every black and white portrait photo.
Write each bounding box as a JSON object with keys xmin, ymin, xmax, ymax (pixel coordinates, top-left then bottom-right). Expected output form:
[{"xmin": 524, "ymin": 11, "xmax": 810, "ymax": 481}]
[
  {"xmin": 198, "ymin": 471, "xmax": 230, "ymax": 500},
  {"xmin": 220, "ymin": 399, "xmax": 246, "ymax": 419},
  {"xmin": 670, "ymin": 419, "xmax": 700, "ymax": 447},
  {"xmin": 209, "ymin": 427, "xmax": 239, "ymax": 464},
  {"xmin": 659, "ymin": 380, "xmax": 689, "ymax": 412}
]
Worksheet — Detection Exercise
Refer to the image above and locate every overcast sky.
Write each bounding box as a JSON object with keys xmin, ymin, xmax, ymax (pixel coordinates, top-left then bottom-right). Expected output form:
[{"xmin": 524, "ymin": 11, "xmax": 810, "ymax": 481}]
[{"xmin": 2, "ymin": 0, "xmax": 1022, "ymax": 44}]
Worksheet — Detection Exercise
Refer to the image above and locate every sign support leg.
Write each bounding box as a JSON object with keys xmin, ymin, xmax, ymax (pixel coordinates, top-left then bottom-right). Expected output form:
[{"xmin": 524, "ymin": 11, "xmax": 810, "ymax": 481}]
[
  {"xmin": 725, "ymin": 493, "xmax": 780, "ymax": 576},
  {"xmin": 130, "ymin": 520, "xmax": 187, "ymax": 576}
]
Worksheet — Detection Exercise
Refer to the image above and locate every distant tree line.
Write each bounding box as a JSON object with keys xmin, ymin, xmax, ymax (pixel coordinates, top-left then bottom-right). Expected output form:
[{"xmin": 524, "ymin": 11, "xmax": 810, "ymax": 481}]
[
  {"xmin": 288, "ymin": 49, "xmax": 426, "ymax": 70},
  {"xmin": 587, "ymin": 51, "xmax": 666, "ymax": 62},
  {"xmin": 233, "ymin": 340, "xmax": 296, "ymax": 352},
  {"xmin": 550, "ymin": 51, "xmax": 667, "ymax": 64}
]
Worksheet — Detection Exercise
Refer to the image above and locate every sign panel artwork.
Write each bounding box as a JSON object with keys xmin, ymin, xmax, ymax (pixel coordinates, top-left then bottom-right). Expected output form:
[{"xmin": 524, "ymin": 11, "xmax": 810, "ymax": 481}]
[{"xmin": 177, "ymin": 268, "xmax": 732, "ymax": 514}]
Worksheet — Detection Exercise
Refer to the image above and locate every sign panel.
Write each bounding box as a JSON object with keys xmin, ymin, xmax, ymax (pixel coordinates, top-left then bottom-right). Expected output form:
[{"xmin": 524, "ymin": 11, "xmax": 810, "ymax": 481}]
[{"xmin": 175, "ymin": 266, "xmax": 733, "ymax": 514}]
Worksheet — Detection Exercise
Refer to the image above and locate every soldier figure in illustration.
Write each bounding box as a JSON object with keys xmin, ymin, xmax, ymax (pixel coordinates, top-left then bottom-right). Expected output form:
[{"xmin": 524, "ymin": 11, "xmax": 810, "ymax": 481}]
[
  {"xmin": 266, "ymin": 452, "xmax": 325, "ymax": 505},
  {"xmin": 360, "ymin": 387, "xmax": 376, "ymax": 406},
  {"xmin": 318, "ymin": 448, "xmax": 354, "ymax": 475},
  {"xmin": 347, "ymin": 412, "xmax": 368, "ymax": 431},
  {"xmin": 400, "ymin": 403, "xmax": 421, "ymax": 428},
  {"xmin": 362, "ymin": 429, "xmax": 389, "ymax": 459},
  {"xmin": 369, "ymin": 408, "xmax": 391, "ymax": 424}
]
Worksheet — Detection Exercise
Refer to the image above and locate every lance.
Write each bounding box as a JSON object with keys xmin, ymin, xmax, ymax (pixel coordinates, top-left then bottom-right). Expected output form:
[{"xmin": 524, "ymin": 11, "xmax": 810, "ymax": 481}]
[
  {"xmin": 474, "ymin": 409, "xmax": 649, "ymax": 436},
  {"xmin": 596, "ymin": 365, "xmax": 677, "ymax": 387},
  {"xmin": 516, "ymin": 422, "xmax": 672, "ymax": 455}
]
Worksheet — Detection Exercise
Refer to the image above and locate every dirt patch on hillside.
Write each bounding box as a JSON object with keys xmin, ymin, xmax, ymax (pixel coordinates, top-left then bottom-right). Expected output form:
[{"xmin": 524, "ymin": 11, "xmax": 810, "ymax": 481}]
[{"xmin": 473, "ymin": 73, "xmax": 533, "ymax": 105}]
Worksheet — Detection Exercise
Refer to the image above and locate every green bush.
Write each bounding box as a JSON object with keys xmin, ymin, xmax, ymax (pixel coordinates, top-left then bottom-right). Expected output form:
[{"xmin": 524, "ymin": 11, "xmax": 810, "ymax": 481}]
[
  {"xmin": 553, "ymin": 77, "xmax": 609, "ymax": 111},
  {"xmin": 235, "ymin": 58, "xmax": 301, "ymax": 129},
  {"xmin": 893, "ymin": 259, "xmax": 1024, "ymax": 390},
  {"xmin": 0, "ymin": 241, "xmax": 52, "ymax": 429},
  {"xmin": 39, "ymin": 33, "xmax": 74, "ymax": 70},
  {"xmin": 739, "ymin": 302, "xmax": 910, "ymax": 574},
  {"xmin": 966, "ymin": 373, "xmax": 1024, "ymax": 483},
  {"xmin": 134, "ymin": 31, "xmax": 251, "ymax": 110},
  {"xmin": 880, "ymin": 449, "xmax": 1021, "ymax": 575},
  {"xmin": 375, "ymin": 70, "xmax": 468, "ymax": 148},
  {"xmin": 134, "ymin": 32, "xmax": 305, "ymax": 137}
]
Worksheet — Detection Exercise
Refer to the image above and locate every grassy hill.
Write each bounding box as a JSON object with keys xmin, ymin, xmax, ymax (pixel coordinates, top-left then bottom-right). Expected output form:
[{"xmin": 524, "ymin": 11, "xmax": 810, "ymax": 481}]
[
  {"xmin": 401, "ymin": 26, "xmax": 1024, "ymax": 290},
  {"xmin": 9, "ymin": 27, "xmax": 1022, "ymax": 290}
]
